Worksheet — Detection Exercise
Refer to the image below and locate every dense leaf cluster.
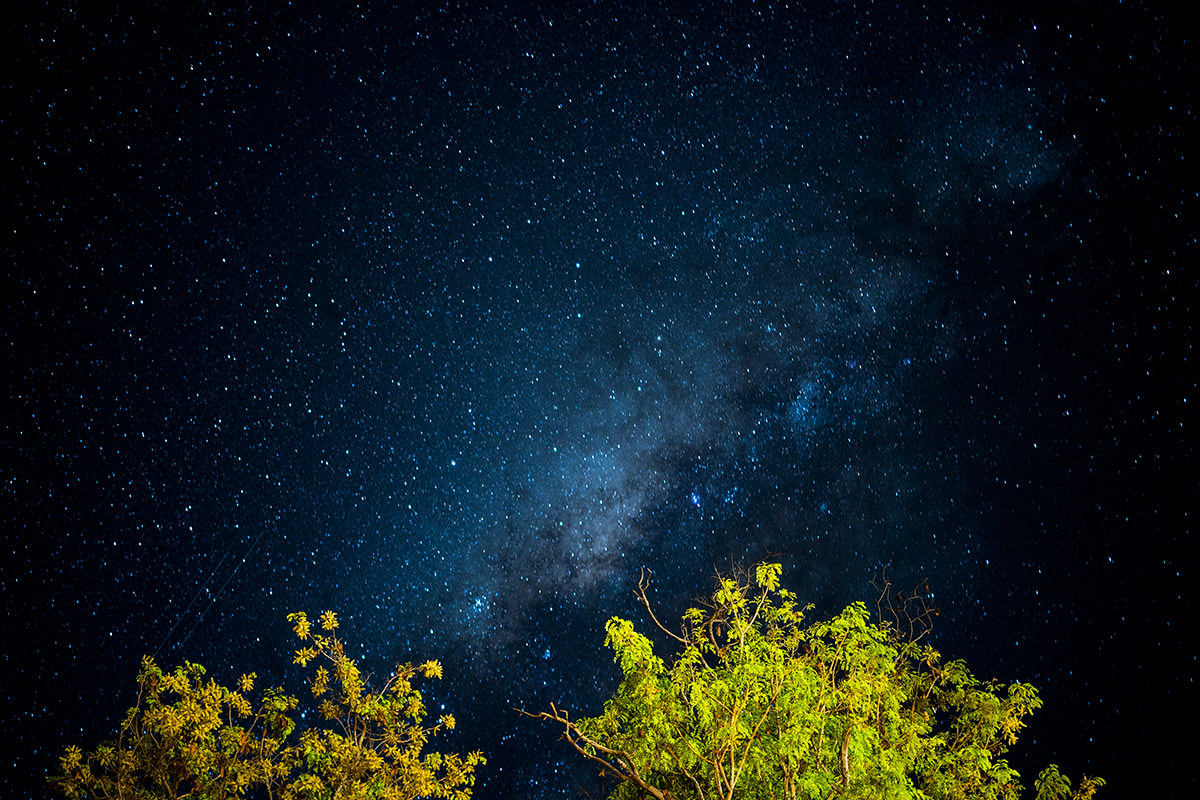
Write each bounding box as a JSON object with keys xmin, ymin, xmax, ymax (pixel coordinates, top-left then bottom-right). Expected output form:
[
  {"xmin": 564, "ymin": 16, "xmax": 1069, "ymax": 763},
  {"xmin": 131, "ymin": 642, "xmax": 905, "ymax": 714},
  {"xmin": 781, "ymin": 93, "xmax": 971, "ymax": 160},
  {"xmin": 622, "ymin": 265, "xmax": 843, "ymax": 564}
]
[
  {"xmin": 51, "ymin": 611, "xmax": 483, "ymax": 800},
  {"xmin": 530, "ymin": 563, "xmax": 1102, "ymax": 800}
]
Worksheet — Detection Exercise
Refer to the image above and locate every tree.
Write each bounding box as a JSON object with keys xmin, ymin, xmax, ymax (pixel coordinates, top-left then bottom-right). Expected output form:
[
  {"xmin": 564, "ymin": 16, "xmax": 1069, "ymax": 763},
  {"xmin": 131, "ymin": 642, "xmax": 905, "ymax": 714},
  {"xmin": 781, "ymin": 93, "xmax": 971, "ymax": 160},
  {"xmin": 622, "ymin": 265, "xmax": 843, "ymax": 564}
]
[
  {"xmin": 51, "ymin": 610, "xmax": 484, "ymax": 800},
  {"xmin": 524, "ymin": 563, "xmax": 1101, "ymax": 800}
]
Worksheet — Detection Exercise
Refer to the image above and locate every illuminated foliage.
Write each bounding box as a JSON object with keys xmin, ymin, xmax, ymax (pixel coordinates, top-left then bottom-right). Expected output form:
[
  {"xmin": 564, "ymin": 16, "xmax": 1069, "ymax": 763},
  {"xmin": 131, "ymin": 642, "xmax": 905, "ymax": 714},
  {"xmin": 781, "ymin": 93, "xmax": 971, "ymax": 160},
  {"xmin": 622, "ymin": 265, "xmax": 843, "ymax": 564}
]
[
  {"xmin": 526, "ymin": 563, "xmax": 1101, "ymax": 800},
  {"xmin": 51, "ymin": 611, "xmax": 484, "ymax": 800}
]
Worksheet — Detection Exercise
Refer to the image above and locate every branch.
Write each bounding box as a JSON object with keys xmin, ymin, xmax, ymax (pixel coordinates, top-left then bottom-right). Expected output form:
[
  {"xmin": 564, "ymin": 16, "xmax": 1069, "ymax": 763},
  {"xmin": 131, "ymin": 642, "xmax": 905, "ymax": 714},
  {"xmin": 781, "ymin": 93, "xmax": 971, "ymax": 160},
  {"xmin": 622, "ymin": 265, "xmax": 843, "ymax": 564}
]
[
  {"xmin": 872, "ymin": 566, "xmax": 937, "ymax": 645},
  {"xmin": 731, "ymin": 681, "xmax": 783, "ymax": 792},
  {"xmin": 819, "ymin": 724, "xmax": 854, "ymax": 800},
  {"xmin": 516, "ymin": 704, "xmax": 670, "ymax": 800},
  {"xmin": 636, "ymin": 568, "xmax": 689, "ymax": 645},
  {"xmin": 840, "ymin": 724, "xmax": 851, "ymax": 790},
  {"xmin": 664, "ymin": 742, "xmax": 705, "ymax": 799}
]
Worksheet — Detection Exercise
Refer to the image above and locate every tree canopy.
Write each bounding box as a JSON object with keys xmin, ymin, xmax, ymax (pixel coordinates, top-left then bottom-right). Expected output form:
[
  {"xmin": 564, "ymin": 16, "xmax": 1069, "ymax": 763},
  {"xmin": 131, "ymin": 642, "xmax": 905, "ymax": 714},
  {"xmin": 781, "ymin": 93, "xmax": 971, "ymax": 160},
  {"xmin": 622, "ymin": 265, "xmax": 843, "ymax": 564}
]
[
  {"xmin": 525, "ymin": 562, "xmax": 1102, "ymax": 800},
  {"xmin": 50, "ymin": 610, "xmax": 484, "ymax": 800}
]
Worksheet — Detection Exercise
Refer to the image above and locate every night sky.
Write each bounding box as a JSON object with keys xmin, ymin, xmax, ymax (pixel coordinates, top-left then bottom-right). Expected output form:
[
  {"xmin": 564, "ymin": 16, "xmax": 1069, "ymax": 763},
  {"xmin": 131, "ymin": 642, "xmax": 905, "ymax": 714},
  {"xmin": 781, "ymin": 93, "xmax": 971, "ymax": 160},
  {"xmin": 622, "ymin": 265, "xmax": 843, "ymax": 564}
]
[{"xmin": 3, "ymin": 1, "xmax": 1192, "ymax": 797}]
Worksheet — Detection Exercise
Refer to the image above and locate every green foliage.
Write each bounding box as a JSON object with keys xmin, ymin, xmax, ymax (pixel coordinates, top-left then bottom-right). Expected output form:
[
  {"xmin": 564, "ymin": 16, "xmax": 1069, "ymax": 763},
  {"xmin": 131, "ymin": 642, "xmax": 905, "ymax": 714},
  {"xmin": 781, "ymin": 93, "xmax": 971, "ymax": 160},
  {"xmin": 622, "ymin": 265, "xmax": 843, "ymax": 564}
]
[
  {"xmin": 50, "ymin": 611, "xmax": 484, "ymax": 800},
  {"xmin": 1034, "ymin": 765, "xmax": 1106, "ymax": 800},
  {"xmin": 530, "ymin": 563, "xmax": 1100, "ymax": 800}
]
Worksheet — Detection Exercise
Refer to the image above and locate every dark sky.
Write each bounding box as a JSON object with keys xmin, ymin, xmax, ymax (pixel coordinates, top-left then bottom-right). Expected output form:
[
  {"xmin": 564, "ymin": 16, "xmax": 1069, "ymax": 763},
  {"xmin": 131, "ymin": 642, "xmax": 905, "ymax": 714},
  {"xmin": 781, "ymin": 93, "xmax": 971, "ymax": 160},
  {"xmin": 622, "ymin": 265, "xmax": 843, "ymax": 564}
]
[{"xmin": 3, "ymin": 1, "xmax": 1192, "ymax": 797}]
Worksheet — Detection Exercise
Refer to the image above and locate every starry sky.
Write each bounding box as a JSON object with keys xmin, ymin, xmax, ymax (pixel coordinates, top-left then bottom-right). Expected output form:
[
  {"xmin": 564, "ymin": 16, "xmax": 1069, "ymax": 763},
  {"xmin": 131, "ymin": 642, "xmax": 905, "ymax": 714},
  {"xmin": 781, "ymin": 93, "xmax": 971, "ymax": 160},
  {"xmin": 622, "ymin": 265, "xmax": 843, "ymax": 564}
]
[{"xmin": 3, "ymin": 1, "xmax": 1193, "ymax": 797}]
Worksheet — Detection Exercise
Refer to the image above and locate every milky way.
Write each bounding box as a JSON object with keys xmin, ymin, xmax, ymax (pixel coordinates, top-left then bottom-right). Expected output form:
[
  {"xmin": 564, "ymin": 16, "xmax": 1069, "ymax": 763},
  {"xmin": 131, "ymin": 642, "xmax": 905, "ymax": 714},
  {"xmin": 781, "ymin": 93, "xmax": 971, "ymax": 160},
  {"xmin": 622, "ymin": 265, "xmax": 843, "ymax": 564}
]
[{"xmin": 4, "ymin": 2, "xmax": 1191, "ymax": 798}]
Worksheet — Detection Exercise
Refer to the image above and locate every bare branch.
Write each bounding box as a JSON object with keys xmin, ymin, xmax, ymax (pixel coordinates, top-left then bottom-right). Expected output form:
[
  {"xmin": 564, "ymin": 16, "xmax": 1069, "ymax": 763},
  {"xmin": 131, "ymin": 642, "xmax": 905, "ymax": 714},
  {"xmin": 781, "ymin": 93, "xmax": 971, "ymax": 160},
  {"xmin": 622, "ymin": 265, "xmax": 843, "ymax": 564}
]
[
  {"xmin": 636, "ymin": 567, "xmax": 689, "ymax": 645},
  {"xmin": 515, "ymin": 704, "xmax": 670, "ymax": 800},
  {"xmin": 872, "ymin": 565, "xmax": 938, "ymax": 645}
]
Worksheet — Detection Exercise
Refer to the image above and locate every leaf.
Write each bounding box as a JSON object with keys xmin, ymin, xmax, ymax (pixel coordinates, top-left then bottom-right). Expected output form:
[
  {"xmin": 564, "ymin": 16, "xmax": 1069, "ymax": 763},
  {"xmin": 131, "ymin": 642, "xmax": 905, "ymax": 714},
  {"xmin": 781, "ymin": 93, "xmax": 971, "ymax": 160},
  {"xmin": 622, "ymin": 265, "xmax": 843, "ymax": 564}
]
[{"xmin": 289, "ymin": 611, "xmax": 311, "ymax": 640}]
